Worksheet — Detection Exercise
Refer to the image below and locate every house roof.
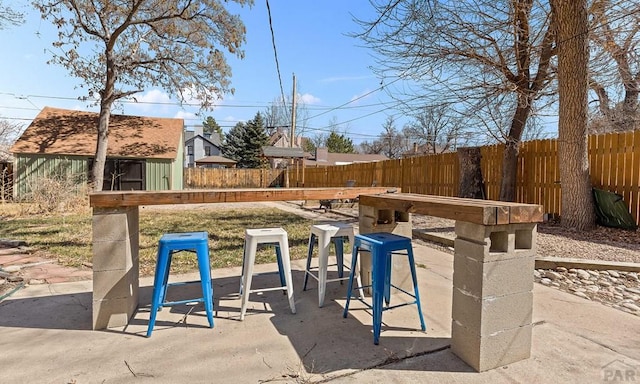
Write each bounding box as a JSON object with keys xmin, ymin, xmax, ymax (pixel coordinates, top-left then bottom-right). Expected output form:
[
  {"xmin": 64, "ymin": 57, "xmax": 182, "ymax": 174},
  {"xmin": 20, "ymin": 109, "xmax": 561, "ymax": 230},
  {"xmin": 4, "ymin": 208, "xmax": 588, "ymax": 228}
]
[
  {"xmin": 10, "ymin": 106, "xmax": 184, "ymax": 159},
  {"xmin": 185, "ymin": 131, "xmax": 222, "ymax": 147},
  {"xmin": 262, "ymin": 146, "xmax": 305, "ymax": 158},
  {"xmin": 195, "ymin": 155, "xmax": 237, "ymax": 165},
  {"xmin": 306, "ymin": 152, "xmax": 388, "ymax": 166}
]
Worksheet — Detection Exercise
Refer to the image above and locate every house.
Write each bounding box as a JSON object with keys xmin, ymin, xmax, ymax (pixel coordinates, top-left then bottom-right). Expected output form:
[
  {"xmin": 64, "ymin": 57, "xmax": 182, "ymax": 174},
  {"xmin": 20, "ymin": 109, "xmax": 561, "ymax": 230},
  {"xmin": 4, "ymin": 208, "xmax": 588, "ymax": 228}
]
[
  {"xmin": 184, "ymin": 125, "xmax": 231, "ymax": 168},
  {"xmin": 305, "ymin": 147, "xmax": 388, "ymax": 166},
  {"xmin": 10, "ymin": 106, "xmax": 185, "ymax": 198},
  {"xmin": 261, "ymin": 146, "xmax": 306, "ymax": 169},
  {"xmin": 265, "ymin": 127, "xmax": 306, "ymax": 168}
]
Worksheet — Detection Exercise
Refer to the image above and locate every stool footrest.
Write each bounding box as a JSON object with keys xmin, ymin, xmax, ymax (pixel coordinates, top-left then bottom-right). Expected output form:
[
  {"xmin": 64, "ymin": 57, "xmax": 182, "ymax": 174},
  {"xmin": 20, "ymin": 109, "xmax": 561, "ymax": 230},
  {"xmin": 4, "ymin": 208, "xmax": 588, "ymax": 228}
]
[
  {"xmin": 248, "ymin": 286, "xmax": 288, "ymax": 294},
  {"xmin": 162, "ymin": 298, "xmax": 205, "ymax": 307}
]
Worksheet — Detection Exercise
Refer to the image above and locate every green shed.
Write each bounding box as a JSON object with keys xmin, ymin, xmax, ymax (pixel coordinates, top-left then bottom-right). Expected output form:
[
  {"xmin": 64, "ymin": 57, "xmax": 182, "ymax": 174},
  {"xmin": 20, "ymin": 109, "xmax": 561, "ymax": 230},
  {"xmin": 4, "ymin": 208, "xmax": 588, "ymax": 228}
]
[{"xmin": 10, "ymin": 106, "xmax": 184, "ymax": 199}]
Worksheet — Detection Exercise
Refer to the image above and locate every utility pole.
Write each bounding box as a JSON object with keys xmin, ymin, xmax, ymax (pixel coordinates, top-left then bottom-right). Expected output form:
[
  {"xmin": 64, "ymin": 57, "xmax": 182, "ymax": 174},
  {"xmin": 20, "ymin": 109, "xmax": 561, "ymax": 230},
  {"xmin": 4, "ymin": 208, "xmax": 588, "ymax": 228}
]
[{"xmin": 290, "ymin": 73, "xmax": 297, "ymax": 147}]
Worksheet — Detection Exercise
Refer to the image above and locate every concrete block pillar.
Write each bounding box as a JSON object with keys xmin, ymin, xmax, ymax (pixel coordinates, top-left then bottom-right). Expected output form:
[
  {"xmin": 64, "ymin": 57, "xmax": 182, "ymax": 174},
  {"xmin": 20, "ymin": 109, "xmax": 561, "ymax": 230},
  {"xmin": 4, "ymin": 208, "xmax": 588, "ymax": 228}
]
[
  {"xmin": 92, "ymin": 207, "xmax": 140, "ymax": 330},
  {"xmin": 451, "ymin": 221, "xmax": 537, "ymax": 371},
  {"xmin": 358, "ymin": 204, "xmax": 413, "ymax": 294}
]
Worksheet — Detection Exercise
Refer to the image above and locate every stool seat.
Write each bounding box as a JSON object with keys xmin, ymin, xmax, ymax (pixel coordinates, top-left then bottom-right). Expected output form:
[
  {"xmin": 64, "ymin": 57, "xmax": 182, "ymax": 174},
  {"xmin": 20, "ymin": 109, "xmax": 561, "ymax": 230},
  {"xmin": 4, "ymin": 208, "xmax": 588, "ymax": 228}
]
[
  {"xmin": 147, "ymin": 231, "xmax": 214, "ymax": 337},
  {"xmin": 303, "ymin": 223, "xmax": 362, "ymax": 307},
  {"xmin": 343, "ymin": 232, "xmax": 426, "ymax": 344},
  {"xmin": 240, "ymin": 228, "xmax": 296, "ymax": 320}
]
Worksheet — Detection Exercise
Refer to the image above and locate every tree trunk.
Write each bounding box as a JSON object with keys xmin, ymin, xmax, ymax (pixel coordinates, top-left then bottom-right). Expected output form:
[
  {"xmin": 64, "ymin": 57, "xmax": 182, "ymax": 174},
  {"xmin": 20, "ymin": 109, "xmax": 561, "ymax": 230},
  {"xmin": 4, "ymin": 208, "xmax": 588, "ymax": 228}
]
[
  {"xmin": 91, "ymin": 48, "xmax": 117, "ymax": 192},
  {"xmin": 552, "ymin": 0, "xmax": 596, "ymax": 230},
  {"xmin": 458, "ymin": 147, "xmax": 485, "ymax": 199},
  {"xmin": 91, "ymin": 104, "xmax": 111, "ymax": 192},
  {"xmin": 499, "ymin": 101, "xmax": 531, "ymax": 202}
]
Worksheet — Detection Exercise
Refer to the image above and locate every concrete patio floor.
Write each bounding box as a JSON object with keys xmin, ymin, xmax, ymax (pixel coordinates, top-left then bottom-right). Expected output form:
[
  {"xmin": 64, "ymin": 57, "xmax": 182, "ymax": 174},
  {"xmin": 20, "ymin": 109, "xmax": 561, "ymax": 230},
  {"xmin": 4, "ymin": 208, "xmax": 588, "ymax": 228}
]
[{"xmin": 1, "ymin": 242, "xmax": 639, "ymax": 383}]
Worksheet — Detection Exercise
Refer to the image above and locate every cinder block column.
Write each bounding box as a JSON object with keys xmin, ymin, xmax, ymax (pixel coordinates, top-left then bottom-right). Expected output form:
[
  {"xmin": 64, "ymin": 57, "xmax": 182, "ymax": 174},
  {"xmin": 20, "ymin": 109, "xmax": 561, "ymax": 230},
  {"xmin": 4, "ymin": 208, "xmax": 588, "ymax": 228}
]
[
  {"xmin": 358, "ymin": 204, "xmax": 413, "ymax": 294},
  {"xmin": 92, "ymin": 207, "xmax": 140, "ymax": 330},
  {"xmin": 451, "ymin": 221, "xmax": 537, "ymax": 371}
]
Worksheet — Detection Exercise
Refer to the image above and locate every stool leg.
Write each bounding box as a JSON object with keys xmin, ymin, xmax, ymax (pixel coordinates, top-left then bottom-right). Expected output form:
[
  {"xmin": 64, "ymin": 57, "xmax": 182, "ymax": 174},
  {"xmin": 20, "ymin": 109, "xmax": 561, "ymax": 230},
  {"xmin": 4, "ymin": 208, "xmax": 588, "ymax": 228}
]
[
  {"xmin": 197, "ymin": 243, "xmax": 214, "ymax": 329},
  {"xmin": 240, "ymin": 237, "xmax": 257, "ymax": 321},
  {"xmin": 372, "ymin": 247, "xmax": 385, "ymax": 345},
  {"xmin": 274, "ymin": 243, "xmax": 286, "ymax": 289},
  {"xmin": 239, "ymin": 237, "xmax": 247, "ymax": 296},
  {"xmin": 334, "ymin": 237, "xmax": 344, "ymax": 279},
  {"xmin": 343, "ymin": 245, "xmax": 359, "ymax": 318},
  {"xmin": 407, "ymin": 246, "xmax": 426, "ymax": 331},
  {"xmin": 317, "ymin": 231, "xmax": 331, "ymax": 307},
  {"xmin": 159, "ymin": 251, "xmax": 173, "ymax": 306},
  {"xmin": 278, "ymin": 235, "xmax": 296, "ymax": 314},
  {"xmin": 147, "ymin": 246, "xmax": 171, "ymax": 337},
  {"xmin": 384, "ymin": 251, "xmax": 392, "ymax": 306},
  {"xmin": 303, "ymin": 233, "xmax": 316, "ymax": 291}
]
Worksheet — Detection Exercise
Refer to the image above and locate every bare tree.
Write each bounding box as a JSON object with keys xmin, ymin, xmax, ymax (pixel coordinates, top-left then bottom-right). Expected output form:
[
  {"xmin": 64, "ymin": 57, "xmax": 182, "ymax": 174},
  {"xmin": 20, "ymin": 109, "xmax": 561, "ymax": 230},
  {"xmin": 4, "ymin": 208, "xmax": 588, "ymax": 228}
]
[
  {"xmin": 33, "ymin": 0, "xmax": 252, "ymax": 191},
  {"xmin": 355, "ymin": 0, "xmax": 556, "ymax": 201},
  {"xmin": 263, "ymin": 95, "xmax": 310, "ymax": 144},
  {"xmin": 0, "ymin": 119, "xmax": 23, "ymax": 153},
  {"xmin": 360, "ymin": 116, "xmax": 409, "ymax": 158},
  {"xmin": 551, "ymin": 0, "xmax": 595, "ymax": 230},
  {"xmin": 588, "ymin": 0, "xmax": 640, "ymax": 133},
  {"xmin": 0, "ymin": 1, "xmax": 24, "ymax": 29},
  {"xmin": 404, "ymin": 104, "xmax": 464, "ymax": 153}
]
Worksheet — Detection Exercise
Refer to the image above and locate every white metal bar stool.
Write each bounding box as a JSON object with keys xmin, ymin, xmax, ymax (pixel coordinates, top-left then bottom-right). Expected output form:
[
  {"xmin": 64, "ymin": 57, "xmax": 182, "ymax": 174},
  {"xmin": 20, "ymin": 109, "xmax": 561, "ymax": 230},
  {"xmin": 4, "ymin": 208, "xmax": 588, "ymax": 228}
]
[
  {"xmin": 303, "ymin": 223, "xmax": 363, "ymax": 307},
  {"xmin": 240, "ymin": 227, "xmax": 296, "ymax": 320}
]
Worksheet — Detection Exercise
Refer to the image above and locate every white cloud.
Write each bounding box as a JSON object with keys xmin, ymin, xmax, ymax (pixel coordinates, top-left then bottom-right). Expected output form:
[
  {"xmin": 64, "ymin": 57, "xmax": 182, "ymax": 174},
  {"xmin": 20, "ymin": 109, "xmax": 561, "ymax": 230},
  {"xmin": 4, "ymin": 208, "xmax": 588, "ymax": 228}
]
[
  {"xmin": 137, "ymin": 89, "xmax": 171, "ymax": 104},
  {"xmin": 174, "ymin": 110, "xmax": 197, "ymax": 120},
  {"xmin": 299, "ymin": 93, "xmax": 321, "ymax": 105}
]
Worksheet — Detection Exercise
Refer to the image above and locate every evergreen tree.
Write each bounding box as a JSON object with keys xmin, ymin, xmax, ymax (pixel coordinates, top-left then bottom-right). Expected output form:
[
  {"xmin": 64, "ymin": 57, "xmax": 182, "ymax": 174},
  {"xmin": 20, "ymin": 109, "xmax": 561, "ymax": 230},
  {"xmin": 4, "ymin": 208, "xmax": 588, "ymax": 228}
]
[
  {"xmin": 326, "ymin": 131, "xmax": 355, "ymax": 153},
  {"xmin": 241, "ymin": 112, "xmax": 269, "ymax": 168},
  {"xmin": 202, "ymin": 116, "xmax": 223, "ymax": 141},
  {"xmin": 223, "ymin": 122, "xmax": 246, "ymax": 164},
  {"xmin": 222, "ymin": 112, "xmax": 269, "ymax": 168}
]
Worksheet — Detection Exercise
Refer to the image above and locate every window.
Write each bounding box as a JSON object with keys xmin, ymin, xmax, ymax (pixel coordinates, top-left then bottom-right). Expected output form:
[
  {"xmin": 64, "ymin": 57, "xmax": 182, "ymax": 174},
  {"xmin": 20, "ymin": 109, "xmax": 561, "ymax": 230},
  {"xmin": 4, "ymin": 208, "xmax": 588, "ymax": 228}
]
[
  {"xmin": 205, "ymin": 146, "xmax": 211, "ymax": 156},
  {"xmin": 187, "ymin": 145, "xmax": 194, "ymax": 155}
]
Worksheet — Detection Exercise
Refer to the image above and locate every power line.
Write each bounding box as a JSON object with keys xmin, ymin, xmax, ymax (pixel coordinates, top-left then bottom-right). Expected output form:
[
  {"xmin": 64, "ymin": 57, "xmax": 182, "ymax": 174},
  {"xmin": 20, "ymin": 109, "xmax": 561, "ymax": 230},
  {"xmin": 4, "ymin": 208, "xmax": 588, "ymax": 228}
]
[{"xmin": 265, "ymin": 0, "xmax": 287, "ymax": 108}]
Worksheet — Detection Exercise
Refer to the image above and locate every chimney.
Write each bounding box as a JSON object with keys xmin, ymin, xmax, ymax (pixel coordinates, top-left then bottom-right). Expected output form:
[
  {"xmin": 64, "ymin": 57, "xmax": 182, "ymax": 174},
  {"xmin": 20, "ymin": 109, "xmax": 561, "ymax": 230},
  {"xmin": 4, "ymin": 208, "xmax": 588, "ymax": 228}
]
[
  {"xmin": 194, "ymin": 125, "xmax": 204, "ymax": 137},
  {"xmin": 315, "ymin": 147, "xmax": 328, "ymax": 162},
  {"xmin": 413, "ymin": 142, "xmax": 418, "ymax": 154}
]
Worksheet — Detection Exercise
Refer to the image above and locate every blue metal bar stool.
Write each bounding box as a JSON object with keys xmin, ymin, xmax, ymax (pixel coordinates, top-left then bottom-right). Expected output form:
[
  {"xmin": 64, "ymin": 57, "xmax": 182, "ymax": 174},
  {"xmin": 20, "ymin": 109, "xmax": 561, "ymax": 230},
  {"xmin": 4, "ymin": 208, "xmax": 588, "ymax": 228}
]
[
  {"xmin": 147, "ymin": 231, "xmax": 214, "ymax": 337},
  {"xmin": 343, "ymin": 232, "xmax": 426, "ymax": 344}
]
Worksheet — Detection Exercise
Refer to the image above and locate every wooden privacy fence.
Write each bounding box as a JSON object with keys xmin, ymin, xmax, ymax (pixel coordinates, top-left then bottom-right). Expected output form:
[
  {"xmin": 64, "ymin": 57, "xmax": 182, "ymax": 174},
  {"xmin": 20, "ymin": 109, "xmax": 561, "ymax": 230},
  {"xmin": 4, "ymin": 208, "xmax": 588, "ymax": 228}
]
[
  {"xmin": 184, "ymin": 168, "xmax": 285, "ymax": 189},
  {"xmin": 289, "ymin": 130, "xmax": 640, "ymax": 224}
]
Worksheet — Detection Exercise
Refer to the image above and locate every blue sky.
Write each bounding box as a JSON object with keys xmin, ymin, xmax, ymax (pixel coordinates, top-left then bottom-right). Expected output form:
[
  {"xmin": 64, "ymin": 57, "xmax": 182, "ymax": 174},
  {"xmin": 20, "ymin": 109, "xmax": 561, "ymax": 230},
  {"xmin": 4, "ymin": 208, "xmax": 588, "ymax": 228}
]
[{"xmin": 0, "ymin": 1, "xmax": 408, "ymax": 145}]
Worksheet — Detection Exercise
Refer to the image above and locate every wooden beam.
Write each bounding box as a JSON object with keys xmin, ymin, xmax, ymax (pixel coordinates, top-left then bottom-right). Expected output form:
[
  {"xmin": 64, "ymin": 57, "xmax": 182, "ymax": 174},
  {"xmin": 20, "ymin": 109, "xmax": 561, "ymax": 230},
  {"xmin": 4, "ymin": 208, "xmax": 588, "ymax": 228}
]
[
  {"xmin": 89, "ymin": 187, "xmax": 398, "ymax": 208},
  {"xmin": 359, "ymin": 193, "xmax": 543, "ymax": 225}
]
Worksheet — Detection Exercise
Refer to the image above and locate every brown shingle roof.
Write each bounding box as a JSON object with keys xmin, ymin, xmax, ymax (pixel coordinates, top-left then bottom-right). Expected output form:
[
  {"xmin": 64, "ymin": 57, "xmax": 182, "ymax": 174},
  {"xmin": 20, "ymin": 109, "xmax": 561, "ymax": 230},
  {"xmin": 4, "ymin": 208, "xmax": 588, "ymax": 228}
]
[{"xmin": 10, "ymin": 106, "xmax": 183, "ymax": 159}]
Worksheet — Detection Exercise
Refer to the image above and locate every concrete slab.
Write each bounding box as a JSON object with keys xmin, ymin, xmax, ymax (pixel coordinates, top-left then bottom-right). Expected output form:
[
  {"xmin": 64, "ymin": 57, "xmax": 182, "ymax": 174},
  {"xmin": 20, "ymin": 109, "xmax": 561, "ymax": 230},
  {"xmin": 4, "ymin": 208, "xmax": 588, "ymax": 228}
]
[{"xmin": 0, "ymin": 242, "xmax": 638, "ymax": 383}]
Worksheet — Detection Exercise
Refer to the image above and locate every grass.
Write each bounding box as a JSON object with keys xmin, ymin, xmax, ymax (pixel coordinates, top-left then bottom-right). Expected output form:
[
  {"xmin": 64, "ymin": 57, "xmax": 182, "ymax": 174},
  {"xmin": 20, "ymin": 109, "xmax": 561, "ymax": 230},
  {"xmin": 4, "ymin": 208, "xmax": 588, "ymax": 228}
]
[{"xmin": 0, "ymin": 204, "xmax": 316, "ymax": 276}]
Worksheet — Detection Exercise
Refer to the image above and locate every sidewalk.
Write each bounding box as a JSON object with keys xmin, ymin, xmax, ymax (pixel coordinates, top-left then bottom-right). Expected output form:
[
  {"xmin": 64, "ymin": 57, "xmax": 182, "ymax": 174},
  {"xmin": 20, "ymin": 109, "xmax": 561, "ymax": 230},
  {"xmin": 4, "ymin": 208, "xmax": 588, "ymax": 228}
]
[{"xmin": 1, "ymin": 241, "xmax": 638, "ymax": 383}]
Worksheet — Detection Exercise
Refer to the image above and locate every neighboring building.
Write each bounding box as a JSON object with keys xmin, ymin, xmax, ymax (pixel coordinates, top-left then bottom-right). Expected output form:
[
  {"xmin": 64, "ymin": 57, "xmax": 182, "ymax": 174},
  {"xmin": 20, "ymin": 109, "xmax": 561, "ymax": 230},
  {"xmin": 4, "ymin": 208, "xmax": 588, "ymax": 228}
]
[
  {"xmin": 305, "ymin": 147, "xmax": 388, "ymax": 167},
  {"xmin": 10, "ymin": 106, "xmax": 185, "ymax": 198},
  {"xmin": 184, "ymin": 125, "xmax": 235, "ymax": 168},
  {"xmin": 261, "ymin": 146, "xmax": 306, "ymax": 169},
  {"xmin": 265, "ymin": 127, "xmax": 306, "ymax": 168}
]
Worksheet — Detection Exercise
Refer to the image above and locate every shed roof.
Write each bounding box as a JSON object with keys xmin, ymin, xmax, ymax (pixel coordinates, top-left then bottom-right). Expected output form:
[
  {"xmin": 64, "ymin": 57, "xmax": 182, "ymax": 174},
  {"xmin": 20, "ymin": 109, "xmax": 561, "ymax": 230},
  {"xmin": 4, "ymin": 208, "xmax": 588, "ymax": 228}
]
[
  {"xmin": 262, "ymin": 146, "xmax": 305, "ymax": 158},
  {"xmin": 10, "ymin": 106, "xmax": 183, "ymax": 159},
  {"xmin": 195, "ymin": 155, "xmax": 237, "ymax": 165}
]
